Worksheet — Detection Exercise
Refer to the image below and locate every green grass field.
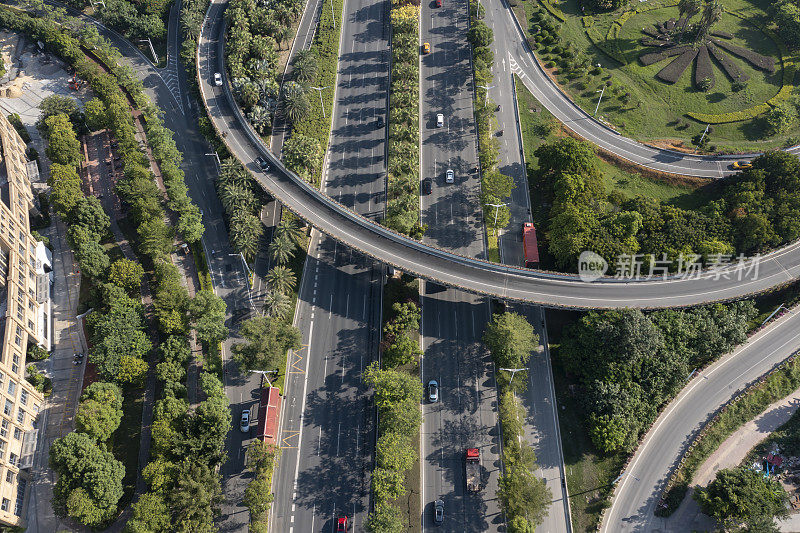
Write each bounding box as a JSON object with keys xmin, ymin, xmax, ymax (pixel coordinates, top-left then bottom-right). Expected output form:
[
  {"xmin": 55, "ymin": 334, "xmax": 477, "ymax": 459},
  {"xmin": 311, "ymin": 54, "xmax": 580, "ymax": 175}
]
[{"xmin": 519, "ymin": 0, "xmax": 795, "ymax": 150}]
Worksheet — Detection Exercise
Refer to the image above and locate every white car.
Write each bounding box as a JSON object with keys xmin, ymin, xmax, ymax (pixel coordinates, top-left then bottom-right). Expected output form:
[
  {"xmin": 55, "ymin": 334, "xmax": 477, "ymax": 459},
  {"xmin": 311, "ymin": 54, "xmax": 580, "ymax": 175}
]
[
  {"xmin": 436, "ymin": 113, "xmax": 444, "ymax": 127},
  {"xmin": 214, "ymin": 72, "xmax": 223, "ymax": 86},
  {"xmin": 446, "ymin": 169, "xmax": 454, "ymax": 183},
  {"xmin": 240, "ymin": 409, "xmax": 250, "ymax": 433}
]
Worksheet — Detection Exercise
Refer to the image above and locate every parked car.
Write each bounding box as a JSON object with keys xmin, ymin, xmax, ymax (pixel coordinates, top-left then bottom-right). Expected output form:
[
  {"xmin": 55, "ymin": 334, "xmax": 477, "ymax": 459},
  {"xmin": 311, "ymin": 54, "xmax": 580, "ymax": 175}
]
[
  {"xmin": 214, "ymin": 72, "xmax": 223, "ymax": 86},
  {"xmin": 240, "ymin": 410, "xmax": 250, "ymax": 433},
  {"xmin": 256, "ymin": 156, "xmax": 270, "ymax": 171},
  {"xmin": 435, "ymin": 0, "xmax": 442, "ymax": 6},
  {"xmin": 446, "ymin": 169, "xmax": 454, "ymax": 183},
  {"xmin": 422, "ymin": 177, "xmax": 432, "ymax": 195},
  {"xmin": 434, "ymin": 499, "xmax": 444, "ymax": 524},
  {"xmin": 436, "ymin": 113, "xmax": 444, "ymax": 127},
  {"xmin": 423, "ymin": 42, "xmax": 431, "ymax": 54},
  {"xmin": 336, "ymin": 516, "xmax": 348, "ymax": 531},
  {"xmin": 732, "ymin": 161, "xmax": 752, "ymax": 170},
  {"xmin": 428, "ymin": 380, "xmax": 439, "ymax": 403}
]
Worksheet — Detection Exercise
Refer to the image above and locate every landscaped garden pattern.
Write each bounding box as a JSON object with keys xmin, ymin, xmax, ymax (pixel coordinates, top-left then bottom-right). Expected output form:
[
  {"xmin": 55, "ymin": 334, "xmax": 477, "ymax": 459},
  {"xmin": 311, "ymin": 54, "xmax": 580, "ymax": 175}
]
[{"xmin": 515, "ymin": 0, "xmax": 798, "ymax": 151}]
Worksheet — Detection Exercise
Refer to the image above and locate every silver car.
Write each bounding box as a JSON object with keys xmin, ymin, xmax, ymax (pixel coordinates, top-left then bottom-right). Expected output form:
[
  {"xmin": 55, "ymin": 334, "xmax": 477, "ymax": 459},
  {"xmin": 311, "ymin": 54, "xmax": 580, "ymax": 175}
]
[
  {"xmin": 428, "ymin": 380, "xmax": 439, "ymax": 403},
  {"xmin": 434, "ymin": 499, "xmax": 444, "ymax": 524},
  {"xmin": 446, "ymin": 169, "xmax": 454, "ymax": 183}
]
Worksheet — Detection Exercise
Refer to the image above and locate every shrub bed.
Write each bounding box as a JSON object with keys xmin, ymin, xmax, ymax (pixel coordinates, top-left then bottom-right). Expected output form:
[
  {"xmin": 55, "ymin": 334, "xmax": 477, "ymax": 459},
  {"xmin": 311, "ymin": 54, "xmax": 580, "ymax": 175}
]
[
  {"xmin": 712, "ymin": 39, "xmax": 776, "ymax": 73},
  {"xmin": 639, "ymin": 45, "xmax": 689, "ymax": 66},
  {"xmin": 694, "ymin": 45, "xmax": 715, "ymax": 90},
  {"xmin": 537, "ymin": 0, "xmax": 565, "ymax": 22},
  {"xmin": 656, "ymin": 48, "xmax": 698, "ymax": 83},
  {"xmin": 711, "ymin": 30, "xmax": 733, "ymax": 39},
  {"xmin": 707, "ymin": 42, "xmax": 749, "ymax": 83}
]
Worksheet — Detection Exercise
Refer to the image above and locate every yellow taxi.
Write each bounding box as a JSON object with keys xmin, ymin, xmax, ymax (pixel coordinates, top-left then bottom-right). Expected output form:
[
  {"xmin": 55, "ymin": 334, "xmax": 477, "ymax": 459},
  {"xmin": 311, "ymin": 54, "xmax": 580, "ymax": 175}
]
[
  {"xmin": 732, "ymin": 161, "xmax": 753, "ymax": 170},
  {"xmin": 422, "ymin": 42, "xmax": 431, "ymax": 54}
]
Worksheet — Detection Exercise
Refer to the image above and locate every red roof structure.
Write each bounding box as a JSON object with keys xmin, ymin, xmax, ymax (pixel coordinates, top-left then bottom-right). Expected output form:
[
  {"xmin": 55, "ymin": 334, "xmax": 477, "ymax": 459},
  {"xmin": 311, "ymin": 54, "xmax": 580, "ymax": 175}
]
[{"xmin": 256, "ymin": 387, "xmax": 282, "ymax": 446}]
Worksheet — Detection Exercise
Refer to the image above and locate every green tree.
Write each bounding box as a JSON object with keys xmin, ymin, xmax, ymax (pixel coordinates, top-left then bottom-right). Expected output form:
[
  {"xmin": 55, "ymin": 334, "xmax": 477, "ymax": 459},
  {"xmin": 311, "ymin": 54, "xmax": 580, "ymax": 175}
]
[
  {"xmin": 117, "ymin": 355, "xmax": 148, "ymax": 386},
  {"xmin": 266, "ymin": 265, "xmax": 297, "ymax": 295},
  {"xmin": 293, "ymin": 49, "xmax": 318, "ymax": 83},
  {"xmin": 230, "ymin": 211, "xmax": 263, "ymax": 261},
  {"xmin": 48, "ymin": 162, "xmax": 83, "ymax": 216},
  {"xmin": 37, "ymin": 95, "xmax": 80, "ymax": 129},
  {"xmin": 188, "ymin": 290, "xmax": 229, "ymax": 345},
  {"xmin": 467, "ymin": 20, "xmax": 493, "ymax": 48},
  {"xmin": 84, "ymin": 98, "xmax": 109, "ymax": 131},
  {"xmin": 126, "ymin": 492, "xmax": 171, "ymax": 533},
  {"xmin": 44, "ymin": 113, "xmax": 82, "ymax": 166},
  {"xmin": 263, "ymin": 289, "xmax": 292, "ymax": 319},
  {"xmin": 49, "ymin": 432, "xmax": 124, "ymax": 526},
  {"xmin": 773, "ymin": 0, "xmax": 800, "ymax": 49},
  {"xmin": 282, "ymin": 133, "xmax": 323, "ymax": 181},
  {"xmin": 695, "ymin": 466, "xmax": 789, "ymax": 527},
  {"xmin": 109, "ymin": 258, "xmax": 145, "ymax": 295},
  {"xmin": 166, "ymin": 460, "xmax": 222, "ymax": 532},
  {"xmin": 67, "ymin": 225, "xmax": 110, "ymax": 279},
  {"xmin": 275, "ymin": 217, "xmax": 305, "ymax": 247},
  {"xmin": 282, "ymin": 82, "xmax": 310, "ymax": 123},
  {"xmin": 765, "ymin": 100, "xmax": 798, "ymax": 136},
  {"xmin": 71, "ymin": 196, "xmax": 110, "ymax": 239},
  {"xmin": 483, "ymin": 312, "xmax": 538, "ymax": 388},
  {"xmin": 497, "ymin": 465, "xmax": 551, "ymax": 530},
  {"xmin": 232, "ymin": 316, "xmax": 302, "ymax": 371},
  {"xmin": 137, "ymin": 218, "xmax": 174, "ymax": 258},
  {"xmin": 268, "ymin": 233, "xmax": 296, "ymax": 264},
  {"xmin": 367, "ymin": 503, "xmax": 405, "ymax": 533},
  {"xmin": 75, "ymin": 382, "xmax": 123, "ymax": 441}
]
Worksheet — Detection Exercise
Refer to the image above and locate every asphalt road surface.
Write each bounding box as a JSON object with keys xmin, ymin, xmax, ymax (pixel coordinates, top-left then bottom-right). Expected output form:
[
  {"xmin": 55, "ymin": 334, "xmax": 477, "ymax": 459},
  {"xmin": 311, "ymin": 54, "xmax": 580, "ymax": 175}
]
[
  {"xmin": 270, "ymin": 0, "xmax": 389, "ymax": 529},
  {"xmin": 602, "ymin": 308, "xmax": 800, "ymax": 532},
  {"xmin": 419, "ymin": 0, "xmax": 503, "ymax": 529},
  {"xmin": 197, "ymin": 2, "xmax": 800, "ymax": 309}
]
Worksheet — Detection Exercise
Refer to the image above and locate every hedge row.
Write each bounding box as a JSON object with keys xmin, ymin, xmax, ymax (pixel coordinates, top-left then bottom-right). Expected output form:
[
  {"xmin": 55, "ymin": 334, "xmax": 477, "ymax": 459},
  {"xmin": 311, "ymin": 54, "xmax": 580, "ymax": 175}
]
[
  {"xmin": 707, "ymin": 42, "xmax": 749, "ymax": 83},
  {"xmin": 713, "ymin": 38, "xmax": 776, "ymax": 73},
  {"xmin": 639, "ymin": 45, "xmax": 690, "ymax": 66},
  {"xmin": 694, "ymin": 45, "xmax": 715, "ymax": 90},
  {"xmin": 537, "ymin": 0, "xmax": 565, "ymax": 22},
  {"xmin": 687, "ymin": 103, "xmax": 772, "ymax": 123}
]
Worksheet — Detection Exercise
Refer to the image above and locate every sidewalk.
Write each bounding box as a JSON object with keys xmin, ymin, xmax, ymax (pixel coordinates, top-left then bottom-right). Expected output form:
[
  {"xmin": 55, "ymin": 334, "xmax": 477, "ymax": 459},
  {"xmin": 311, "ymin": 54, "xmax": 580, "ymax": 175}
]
[{"xmin": 26, "ymin": 216, "xmax": 89, "ymax": 533}]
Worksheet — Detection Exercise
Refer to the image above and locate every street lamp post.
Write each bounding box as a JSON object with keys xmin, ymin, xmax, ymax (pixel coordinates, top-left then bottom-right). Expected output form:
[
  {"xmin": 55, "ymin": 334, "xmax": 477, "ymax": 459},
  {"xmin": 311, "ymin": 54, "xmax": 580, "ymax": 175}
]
[
  {"xmin": 230, "ymin": 252, "xmax": 254, "ymax": 310},
  {"xmin": 247, "ymin": 369, "xmax": 279, "ymax": 388},
  {"xmin": 310, "ymin": 86, "xmax": 330, "ymax": 118},
  {"xmin": 498, "ymin": 367, "xmax": 526, "ymax": 384},
  {"xmin": 139, "ymin": 39, "xmax": 158, "ymax": 63},
  {"xmin": 477, "ymin": 84, "xmax": 495, "ymax": 107},
  {"xmin": 205, "ymin": 152, "xmax": 221, "ymax": 168},
  {"xmin": 91, "ymin": 0, "xmax": 106, "ymax": 7},
  {"xmin": 593, "ymin": 86, "xmax": 606, "ymax": 117},
  {"xmin": 698, "ymin": 123, "xmax": 710, "ymax": 145},
  {"xmin": 486, "ymin": 202, "xmax": 506, "ymax": 227}
]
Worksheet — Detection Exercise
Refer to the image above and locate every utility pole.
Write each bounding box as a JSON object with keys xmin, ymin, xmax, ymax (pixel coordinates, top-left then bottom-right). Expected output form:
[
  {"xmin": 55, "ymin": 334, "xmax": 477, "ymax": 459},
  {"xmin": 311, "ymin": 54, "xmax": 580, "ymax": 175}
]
[
  {"xmin": 310, "ymin": 86, "xmax": 330, "ymax": 118},
  {"xmin": 247, "ymin": 369, "xmax": 279, "ymax": 388},
  {"xmin": 230, "ymin": 252, "xmax": 254, "ymax": 310},
  {"xmin": 486, "ymin": 202, "xmax": 506, "ymax": 227},
  {"xmin": 477, "ymin": 84, "xmax": 495, "ymax": 107},
  {"xmin": 91, "ymin": 0, "xmax": 105, "ymax": 7},
  {"xmin": 593, "ymin": 86, "xmax": 605, "ymax": 117},
  {"xmin": 139, "ymin": 39, "xmax": 158, "ymax": 63}
]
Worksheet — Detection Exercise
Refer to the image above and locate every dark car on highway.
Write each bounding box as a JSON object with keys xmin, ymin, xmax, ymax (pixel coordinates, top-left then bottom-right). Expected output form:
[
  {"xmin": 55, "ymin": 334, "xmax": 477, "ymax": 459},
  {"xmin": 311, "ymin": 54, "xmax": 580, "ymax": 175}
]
[
  {"xmin": 422, "ymin": 177, "xmax": 432, "ymax": 195},
  {"xmin": 256, "ymin": 156, "xmax": 270, "ymax": 172},
  {"xmin": 434, "ymin": 499, "xmax": 444, "ymax": 524},
  {"xmin": 376, "ymin": 115, "xmax": 385, "ymax": 129}
]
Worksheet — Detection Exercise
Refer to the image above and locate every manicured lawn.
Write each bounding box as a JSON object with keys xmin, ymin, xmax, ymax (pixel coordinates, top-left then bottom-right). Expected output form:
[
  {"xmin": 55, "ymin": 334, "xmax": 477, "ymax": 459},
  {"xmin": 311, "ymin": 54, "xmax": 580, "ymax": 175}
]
[{"xmin": 517, "ymin": 0, "xmax": 795, "ymax": 151}]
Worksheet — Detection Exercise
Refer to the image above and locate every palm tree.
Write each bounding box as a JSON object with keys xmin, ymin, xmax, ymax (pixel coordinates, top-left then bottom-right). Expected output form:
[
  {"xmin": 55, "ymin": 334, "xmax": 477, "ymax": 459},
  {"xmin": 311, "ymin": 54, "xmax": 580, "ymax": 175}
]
[
  {"xmin": 263, "ymin": 289, "xmax": 292, "ymax": 318},
  {"xmin": 293, "ymin": 50, "xmax": 318, "ymax": 84},
  {"xmin": 267, "ymin": 265, "xmax": 297, "ymax": 295},
  {"xmin": 219, "ymin": 182, "xmax": 257, "ymax": 214},
  {"xmin": 697, "ymin": 0, "xmax": 723, "ymax": 41},
  {"xmin": 282, "ymin": 83, "xmax": 310, "ymax": 124},
  {"xmin": 275, "ymin": 218, "xmax": 304, "ymax": 247},
  {"xmin": 230, "ymin": 212, "xmax": 263, "ymax": 262},
  {"xmin": 268, "ymin": 234, "xmax": 296, "ymax": 264},
  {"xmin": 248, "ymin": 105, "xmax": 272, "ymax": 135}
]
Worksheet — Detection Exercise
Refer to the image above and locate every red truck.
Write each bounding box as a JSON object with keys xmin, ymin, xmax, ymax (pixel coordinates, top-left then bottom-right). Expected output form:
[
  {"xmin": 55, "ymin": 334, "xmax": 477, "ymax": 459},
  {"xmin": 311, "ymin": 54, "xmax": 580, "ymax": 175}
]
[
  {"xmin": 522, "ymin": 223, "xmax": 539, "ymax": 269},
  {"xmin": 256, "ymin": 387, "xmax": 282, "ymax": 446},
  {"xmin": 465, "ymin": 448, "xmax": 481, "ymax": 492}
]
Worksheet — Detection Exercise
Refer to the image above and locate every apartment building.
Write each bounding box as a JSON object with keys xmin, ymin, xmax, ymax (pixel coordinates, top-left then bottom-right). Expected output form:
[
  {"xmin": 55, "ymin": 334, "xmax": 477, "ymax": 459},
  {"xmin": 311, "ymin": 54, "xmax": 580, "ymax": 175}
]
[{"xmin": 0, "ymin": 113, "xmax": 51, "ymax": 528}]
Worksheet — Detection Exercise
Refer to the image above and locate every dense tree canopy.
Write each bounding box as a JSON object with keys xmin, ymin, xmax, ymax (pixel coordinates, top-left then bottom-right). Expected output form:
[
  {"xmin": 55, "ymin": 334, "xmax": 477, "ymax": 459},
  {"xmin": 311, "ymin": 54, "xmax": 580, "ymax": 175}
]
[
  {"xmin": 695, "ymin": 466, "xmax": 789, "ymax": 528},
  {"xmin": 232, "ymin": 316, "xmax": 302, "ymax": 372},
  {"xmin": 75, "ymin": 382, "xmax": 123, "ymax": 441}
]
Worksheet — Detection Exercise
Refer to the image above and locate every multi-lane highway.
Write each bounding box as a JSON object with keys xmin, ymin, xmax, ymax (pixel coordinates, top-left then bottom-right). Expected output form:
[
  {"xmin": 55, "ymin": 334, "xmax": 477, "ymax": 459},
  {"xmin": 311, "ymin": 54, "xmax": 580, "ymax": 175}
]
[
  {"xmin": 197, "ymin": 1, "xmax": 800, "ymax": 309},
  {"xmin": 269, "ymin": 0, "xmax": 389, "ymax": 529},
  {"xmin": 419, "ymin": 0, "xmax": 503, "ymax": 529}
]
